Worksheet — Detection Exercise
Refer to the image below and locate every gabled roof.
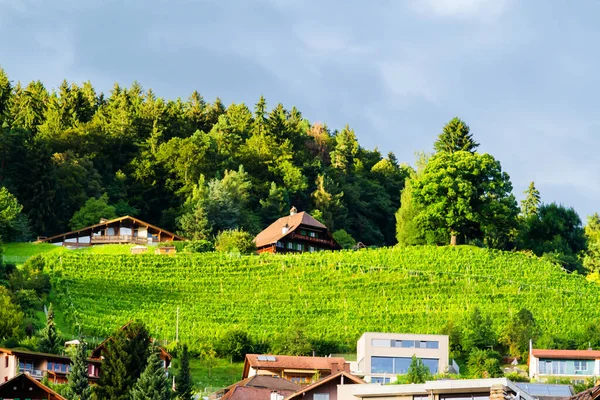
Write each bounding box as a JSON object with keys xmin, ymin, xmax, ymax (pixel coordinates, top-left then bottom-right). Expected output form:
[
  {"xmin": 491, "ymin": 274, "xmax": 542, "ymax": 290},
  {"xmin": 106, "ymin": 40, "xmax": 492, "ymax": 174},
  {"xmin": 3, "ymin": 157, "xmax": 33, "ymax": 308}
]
[
  {"xmin": 0, "ymin": 347, "xmax": 71, "ymax": 361},
  {"xmin": 243, "ymin": 354, "xmax": 348, "ymax": 378},
  {"xmin": 284, "ymin": 371, "xmax": 364, "ymax": 400},
  {"xmin": 254, "ymin": 211, "xmax": 329, "ymax": 248},
  {"xmin": 0, "ymin": 373, "xmax": 67, "ymax": 400},
  {"xmin": 221, "ymin": 385, "xmax": 297, "ymax": 400},
  {"xmin": 532, "ymin": 349, "xmax": 600, "ymax": 360},
  {"xmin": 38, "ymin": 215, "xmax": 186, "ymax": 243},
  {"xmin": 224, "ymin": 375, "xmax": 301, "ymax": 392}
]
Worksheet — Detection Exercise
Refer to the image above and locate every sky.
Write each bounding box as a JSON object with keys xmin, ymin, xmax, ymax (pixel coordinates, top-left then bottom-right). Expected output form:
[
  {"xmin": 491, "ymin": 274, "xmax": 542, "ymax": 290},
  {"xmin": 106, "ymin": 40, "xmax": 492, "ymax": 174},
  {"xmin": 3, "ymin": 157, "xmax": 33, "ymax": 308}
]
[{"xmin": 0, "ymin": 0, "xmax": 599, "ymax": 219}]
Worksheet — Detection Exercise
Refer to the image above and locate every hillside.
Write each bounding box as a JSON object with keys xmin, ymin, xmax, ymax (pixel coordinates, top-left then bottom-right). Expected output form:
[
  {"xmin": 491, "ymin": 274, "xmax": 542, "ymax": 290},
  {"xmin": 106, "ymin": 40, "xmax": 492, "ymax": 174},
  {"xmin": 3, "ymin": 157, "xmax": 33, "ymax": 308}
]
[{"xmin": 42, "ymin": 246, "xmax": 600, "ymax": 350}]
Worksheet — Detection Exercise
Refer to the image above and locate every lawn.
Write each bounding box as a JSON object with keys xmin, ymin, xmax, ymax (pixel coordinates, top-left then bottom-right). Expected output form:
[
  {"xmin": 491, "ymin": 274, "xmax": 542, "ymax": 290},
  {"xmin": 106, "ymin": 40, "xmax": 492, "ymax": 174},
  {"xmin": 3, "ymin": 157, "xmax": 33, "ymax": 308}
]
[{"xmin": 169, "ymin": 356, "xmax": 244, "ymax": 395}]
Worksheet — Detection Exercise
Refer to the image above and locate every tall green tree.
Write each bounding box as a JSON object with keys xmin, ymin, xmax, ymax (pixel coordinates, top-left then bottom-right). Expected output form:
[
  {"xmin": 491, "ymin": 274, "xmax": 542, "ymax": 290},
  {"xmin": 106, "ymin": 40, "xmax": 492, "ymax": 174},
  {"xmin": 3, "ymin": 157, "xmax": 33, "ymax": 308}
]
[
  {"xmin": 404, "ymin": 355, "xmax": 432, "ymax": 383},
  {"xmin": 499, "ymin": 308, "xmax": 539, "ymax": 359},
  {"xmin": 521, "ymin": 182, "xmax": 541, "ymax": 217},
  {"xmin": 95, "ymin": 321, "xmax": 151, "ymax": 400},
  {"xmin": 175, "ymin": 344, "xmax": 193, "ymax": 400},
  {"xmin": 461, "ymin": 307, "xmax": 495, "ymax": 354},
  {"xmin": 311, "ymin": 175, "xmax": 343, "ymax": 230},
  {"xmin": 38, "ymin": 304, "xmax": 60, "ymax": 354},
  {"xmin": 584, "ymin": 213, "xmax": 600, "ymax": 276},
  {"xmin": 131, "ymin": 345, "xmax": 172, "ymax": 400},
  {"xmin": 434, "ymin": 117, "xmax": 479, "ymax": 154},
  {"xmin": 259, "ymin": 182, "xmax": 290, "ymax": 225},
  {"xmin": 69, "ymin": 193, "xmax": 117, "ymax": 230},
  {"xmin": 0, "ymin": 286, "xmax": 24, "ymax": 339},
  {"xmin": 411, "ymin": 151, "xmax": 517, "ymax": 247},
  {"xmin": 331, "ymin": 125, "xmax": 359, "ymax": 172},
  {"xmin": 67, "ymin": 342, "xmax": 91, "ymax": 400}
]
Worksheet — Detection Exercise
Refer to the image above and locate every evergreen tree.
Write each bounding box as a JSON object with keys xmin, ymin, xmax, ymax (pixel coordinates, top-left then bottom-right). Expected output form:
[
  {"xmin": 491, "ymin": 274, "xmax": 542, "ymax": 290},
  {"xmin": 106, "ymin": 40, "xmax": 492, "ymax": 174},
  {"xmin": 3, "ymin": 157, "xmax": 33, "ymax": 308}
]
[
  {"xmin": 434, "ymin": 117, "xmax": 479, "ymax": 154},
  {"xmin": 405, "ymin": 355, "xmax": 432, "ymax": 383},
  {"xmin": 131, "ymin": 345, "xmax": 172, "ymax": 400},
  {"xmin": 67, "ymin": 342, "xmax": 91, "ymax": 400},
  {"xmin": 520, "ymin": 181, "xmax": 541, "ymax": 217},
  {"xmin": 95, "ymin": 321, "xmax": 151, "ymax": 400},
  {"xmin": 259, "ymin": 182, "xmax": 290, "ymax": 224},
  {"xmin": 175, "ymin": 344, "xmax": 193, "ymax": 400},
  {"xmin": 0, "ymin": 67, "xmax": 11, "ymax": 121},
  {"xmin": 38, "ymin": 304, "xmax": 60, "ymax": 354}
]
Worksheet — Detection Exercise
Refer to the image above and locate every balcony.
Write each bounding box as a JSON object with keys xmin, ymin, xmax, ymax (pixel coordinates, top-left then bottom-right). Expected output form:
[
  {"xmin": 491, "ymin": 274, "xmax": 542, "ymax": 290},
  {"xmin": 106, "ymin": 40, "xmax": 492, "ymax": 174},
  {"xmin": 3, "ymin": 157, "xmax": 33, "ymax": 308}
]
[
  {"xmin": 23, "ymin": 369, "xmax": 44, "ymax": 379},
  {"xmin": 289, "ymin": 233, "xmax": 335, "ymax": 247},
  {"xmin": 90, "ymin": 235, "xmax": 156, "ymax": 245}
]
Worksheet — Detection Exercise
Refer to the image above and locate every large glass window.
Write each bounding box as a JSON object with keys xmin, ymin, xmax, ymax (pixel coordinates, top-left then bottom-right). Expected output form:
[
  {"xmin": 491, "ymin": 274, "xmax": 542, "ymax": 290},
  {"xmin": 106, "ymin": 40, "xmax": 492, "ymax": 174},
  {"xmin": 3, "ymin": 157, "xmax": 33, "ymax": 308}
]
[
  {"xmin": 394, "ymin": 357, "xmax": 412, "ymax": 374},
  {"xmin": 314, "ymin": 395, "xmax": 329, "ymax": 400},
  {"xmin": 540, "ymin": 360, "xmax": 567, "ymax": 375},
  {"xmin": 372, "ymin": 377, "xmax": 391, "ymax": 384},
  {"xmin": 400, "ymin": 340, "xmax": 415, "ymax": 348},
  {"xmin": 575, "ymin": 360, "xmax": 588, "ymax": 372},
  {"xmin": 422, "ymin": 358, "xmax": 439, "ymax": 374},
  {"xmin": 371, "ymin": 357, "xmax": 394, "ymax": 374}
]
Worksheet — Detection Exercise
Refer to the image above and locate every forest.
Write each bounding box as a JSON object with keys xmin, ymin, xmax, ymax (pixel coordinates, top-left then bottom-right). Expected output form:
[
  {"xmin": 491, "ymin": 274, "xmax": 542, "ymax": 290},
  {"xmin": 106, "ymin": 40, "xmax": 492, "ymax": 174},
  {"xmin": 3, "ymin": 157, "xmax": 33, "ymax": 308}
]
[{"xmin": 0, "ymin": 66, "xmax": 407, "ymax": 246}]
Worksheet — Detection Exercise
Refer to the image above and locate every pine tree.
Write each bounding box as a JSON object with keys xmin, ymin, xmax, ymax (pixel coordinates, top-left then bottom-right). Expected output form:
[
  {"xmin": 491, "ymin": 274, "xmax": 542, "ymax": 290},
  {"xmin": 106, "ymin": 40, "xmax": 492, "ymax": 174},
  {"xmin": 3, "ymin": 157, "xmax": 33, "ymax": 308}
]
[
  {"xmin": 38, "ymin": 304, "xmax": 60, "ymax": 354},
  {"xmin": 131, "ymin": 345, "xmax": 172, "ymax": 400},
  {"xmin": 405, "ymin": 355, "xmax": 432, "ymax": 383},
  {"xmin": 67, "ymin": 342, "xmax": 91, "ymax": 400},
  {"xmin": 434, "ymin": 117, "xmax": 479, "ymax": 154},
  {"xmin": 175, "ymin": 344, "xmax": 193, "ymax": 400},
  {"xmin": 521, "ymin": 181, "xmax": 541, "ymax": 217}
]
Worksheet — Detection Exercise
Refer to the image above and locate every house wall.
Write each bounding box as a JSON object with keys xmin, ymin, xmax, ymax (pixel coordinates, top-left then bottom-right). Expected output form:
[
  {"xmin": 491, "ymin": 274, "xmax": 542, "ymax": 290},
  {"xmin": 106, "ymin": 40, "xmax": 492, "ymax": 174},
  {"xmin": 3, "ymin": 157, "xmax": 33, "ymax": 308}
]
[
  {"xmin": 357, "ymin": 333, "xmax": 449, "ymax": 382},
  {"xmin": 530, "ymin": 356, "xmax": 599, "ymax": 380},
  {"xmin": 0, "ymin": 353, "xmax": 17, "ymax": 382}
]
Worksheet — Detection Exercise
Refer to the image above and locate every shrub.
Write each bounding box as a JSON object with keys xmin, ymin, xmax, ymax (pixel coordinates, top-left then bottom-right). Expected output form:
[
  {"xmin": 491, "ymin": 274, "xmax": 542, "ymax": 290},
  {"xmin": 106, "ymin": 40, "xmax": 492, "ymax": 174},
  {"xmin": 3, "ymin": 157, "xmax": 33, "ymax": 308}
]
[
  {"xmin": 217, "ymin": 328, "xmax": 254, "ymax": 362},
  {"xmin": 215, "ymin": 230, "xmax": 256, "ymax": 254},
  {"xmin": 332, "ymin": 230, "xmax": 356, "ymax": 249},
  {"xmin": 183, "ymin": 240, "xmax": 214, "ymax": 253}
]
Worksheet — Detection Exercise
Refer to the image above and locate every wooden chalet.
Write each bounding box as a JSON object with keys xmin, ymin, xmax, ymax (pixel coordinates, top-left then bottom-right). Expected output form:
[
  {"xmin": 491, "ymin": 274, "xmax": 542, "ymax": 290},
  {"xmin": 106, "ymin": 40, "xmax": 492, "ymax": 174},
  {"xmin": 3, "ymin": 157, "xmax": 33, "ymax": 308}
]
[
  {"xmin": 254, "ymin": 207, "xmax": 340, "ymax": 254},
  {"xmin": 0, "ymin": 373, "xmax": 67, "ymax": 400},
  {"xmin": 36, "ymin": 216, "xmax": 185, "ymax": 247}
]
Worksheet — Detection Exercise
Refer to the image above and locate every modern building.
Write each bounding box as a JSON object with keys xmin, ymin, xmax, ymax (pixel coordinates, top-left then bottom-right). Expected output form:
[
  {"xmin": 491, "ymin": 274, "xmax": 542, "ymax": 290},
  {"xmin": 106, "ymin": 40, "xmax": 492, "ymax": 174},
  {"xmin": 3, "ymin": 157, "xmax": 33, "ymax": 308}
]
[
  {"xmin": 0, "ymin": 347, "xmax": 101, "ymax": 384},
  {"xmin": 254, "ymin": 207, "xmax": 340, "ymax": 254},
  {"xmin": 355, "ymin": 333, "xmax": 450, "ymax": 383},
  {"xmin": 0, "ymin": 373, "xmax": 67, "ymax": 400},
  {"xmin": 242, "ymin": 354, "xmax": 349, "ymax": 385},
  {"xmin": 337, "ymin": 378, "xmax": 536, "ymax": 400},
  {"xmin": 36, "ymin": 215, "xmax": 186, "ymax": 247},
  {"xmin": 529, "ymin": 348, "xmax": 600, "ymax": 383}
]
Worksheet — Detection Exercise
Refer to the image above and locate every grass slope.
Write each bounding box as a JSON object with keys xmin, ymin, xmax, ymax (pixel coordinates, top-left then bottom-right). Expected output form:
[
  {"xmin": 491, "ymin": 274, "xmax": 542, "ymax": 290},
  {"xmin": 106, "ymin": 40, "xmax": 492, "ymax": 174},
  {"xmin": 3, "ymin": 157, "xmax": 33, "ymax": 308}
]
[
  {"xmin": 3, "ymin": 243, "xmax": 141, "ymax": 265},
  {"xmin": 44, "ymin": 246, "xmax": 600, "ymax": 352}
]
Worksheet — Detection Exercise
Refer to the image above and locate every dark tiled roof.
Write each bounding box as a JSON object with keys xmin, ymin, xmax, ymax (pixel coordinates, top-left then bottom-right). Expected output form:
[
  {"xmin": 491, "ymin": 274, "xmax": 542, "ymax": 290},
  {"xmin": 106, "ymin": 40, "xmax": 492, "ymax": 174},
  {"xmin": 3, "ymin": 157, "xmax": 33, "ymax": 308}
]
[
  {"xmin": 254, "ymin": 212, "xmax": 327, "ymax": 248},
  {"xmin": 221, "ymin": 386, "xmax": 296, "ymax": 400},
  {"xmin": 284, "ymin": 371, "xmax": 365, "ymax": 400}
]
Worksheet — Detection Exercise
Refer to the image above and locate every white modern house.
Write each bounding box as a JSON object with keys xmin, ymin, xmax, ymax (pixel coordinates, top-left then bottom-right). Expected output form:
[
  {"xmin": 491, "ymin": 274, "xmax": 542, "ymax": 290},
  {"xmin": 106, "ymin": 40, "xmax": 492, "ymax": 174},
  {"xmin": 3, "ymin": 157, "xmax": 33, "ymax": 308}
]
[{"xmin": 354, "ymin": 333, "xmax": 451, "ymax": 384}]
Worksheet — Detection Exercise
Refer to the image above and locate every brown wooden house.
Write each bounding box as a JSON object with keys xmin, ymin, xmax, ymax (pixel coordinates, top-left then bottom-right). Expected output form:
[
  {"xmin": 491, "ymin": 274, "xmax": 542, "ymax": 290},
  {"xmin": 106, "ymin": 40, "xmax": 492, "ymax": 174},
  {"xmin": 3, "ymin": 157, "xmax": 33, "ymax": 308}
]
[
  {"xmin": 254, "ymin": 208, "xmax": 340, "ymax": 254},
  {"xmin": 36, "ymin": 216, "xmax": 185, "ymax": 247},
  {"xmin": 0, "ymin": 373, "xmax": 67, "ymax": 400}
]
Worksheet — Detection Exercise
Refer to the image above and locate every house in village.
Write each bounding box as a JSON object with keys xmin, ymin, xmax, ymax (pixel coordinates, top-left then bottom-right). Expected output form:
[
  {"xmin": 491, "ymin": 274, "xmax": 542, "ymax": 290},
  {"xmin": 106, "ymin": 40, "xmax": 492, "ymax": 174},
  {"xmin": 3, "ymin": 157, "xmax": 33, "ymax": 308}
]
[
  {"xmin": 254, "ymin": 207, "xmax": 340, "ymax": 254},
  {"xmin": 355, "ymin": 332, "xmax": 451, "ymax": 384},
  {"xmin": 529, "ymin": 347, "xmax": 600, "ymax": 383},
  {"xmin": 0, "ymin": 373, "xmax": 67, "ymax": 400},
  {"xmin": 284, "ymin": 371, "xmax": 364, "ymax": 400},
  {"xmin": 0, "ymin": 347, "xmax": 101, "ymax": 384},
  {"xmin": 214, "ymin": 375, "xmax": 301, "ymax": 400},
  {"xmin": 242, "ymin": 354, "xmax": 349, "ymax": 385},
  {"xmin": 36, "ymin": 216, "xmax": 185, "ymax": 247}
]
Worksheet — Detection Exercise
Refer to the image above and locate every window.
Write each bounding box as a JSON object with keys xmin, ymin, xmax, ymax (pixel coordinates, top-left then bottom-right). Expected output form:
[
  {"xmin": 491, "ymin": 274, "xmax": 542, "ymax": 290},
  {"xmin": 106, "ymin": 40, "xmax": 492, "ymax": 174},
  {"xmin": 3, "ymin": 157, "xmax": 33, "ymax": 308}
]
[
  {"xmin": 314, "ymin": 394, "xmax": 329, "ymax": 400},
  {"xmin": 309, "ymin": 231, "xmax": 317, "ymax": 238},
  {"xmin": 277, "ymin": 241, "xmax": 284, "ymax": 248},
  {"xmin": 309, "ymin": 246, "xmax": 315, "ymax": 252},
  {"xmin": 575, "ymin": 361, "xmax": 588, "ymax": 372},
  {"xmin": 287, "ymin": 242, "xmax": 293, "ymax": 249},
  {"xmin": 372, "ymin": 339, "xmax": 391, "ymax": 347},
  {"xmin": 371, "ymin": 357, "xmax": 439, "ymax": 375},
  {"xmin": 300, "ymin": 229, "xmax": 307, "ymax": 235},
  {"xmin": 540, "ymin": 360, "xmax": 567, "ymax": 375},
  {"xmin": 399, "ymin": 340, "xmax": 415, "ymax": 348},
  {"xmin": 48, "ymin": 362, "xmax": 54, "ymax": 371},
  {"xmin": 422, "ymin": 358, "xmax": 439, "ymax": 374},
  {"xmin": 295, "ymin": 243, "xmax": 303, "ymax": 251},
  {"xmin": 426, "ymin": 341, "xmax": 439, "ymax": 349},
  {"xmin": 371, "ymin": 377, "xmax": 391, "ymax": 384},
  {"xmin": 371, "ymin": 357, "xmax": 394, "ymax": 374}
]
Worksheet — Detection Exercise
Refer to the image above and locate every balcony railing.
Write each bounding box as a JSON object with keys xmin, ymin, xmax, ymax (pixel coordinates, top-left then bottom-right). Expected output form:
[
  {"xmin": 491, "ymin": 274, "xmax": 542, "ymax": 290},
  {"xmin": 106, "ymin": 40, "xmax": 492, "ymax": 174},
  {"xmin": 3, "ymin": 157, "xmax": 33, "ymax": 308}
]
[
  {"xmin": 90, "ymin": 235, "xmax": 156, "ymax": 245},
  {"xmin": 289, "ymin": 233, "xmax": 335, "ymax": 247},
  {"xmin": 24, "ymin": 369, "xmax": 44, "ymax": 378}
]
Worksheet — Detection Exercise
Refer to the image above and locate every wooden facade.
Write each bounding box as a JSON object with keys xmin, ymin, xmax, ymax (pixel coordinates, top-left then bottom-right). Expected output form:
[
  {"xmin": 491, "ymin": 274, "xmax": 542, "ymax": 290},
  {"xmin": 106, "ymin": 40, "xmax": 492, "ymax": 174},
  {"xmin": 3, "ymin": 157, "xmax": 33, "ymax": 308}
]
[
  {"xmin": 36, "ymin": 216, "xmax": 185, "ymax": 247},
  {"xmin": 254, "ymin": 208, "xmax": 340, "ymax": 254},
  {"xmin": 0, "ymin": 373, "xmax": 67, "ymax": 400}
]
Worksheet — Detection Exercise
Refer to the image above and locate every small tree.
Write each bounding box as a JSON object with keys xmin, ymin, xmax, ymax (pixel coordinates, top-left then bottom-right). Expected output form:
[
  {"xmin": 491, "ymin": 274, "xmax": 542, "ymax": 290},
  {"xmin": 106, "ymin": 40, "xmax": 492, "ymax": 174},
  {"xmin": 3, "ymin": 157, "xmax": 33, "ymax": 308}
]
[
  {"xmin": 520, "ymin": 182, "xmax": 541, "ymax": 217},
  {"xmin": 214, "ymin": 229, "xmax": 256, "ymax": 254},
  {"xmin": 332, "ymin": 229, "xmax": 356, "ymax": 249},
  {"xmin": 499, "ymin": 308, "xmax": 540, "ymax": 359},
  {"xmin": 405, "ymin": 355, "xmax": 432, "ymax": 383},
  {"xmin": 69, "ymin": 193, "xmax": 117, "ymax": 230},
  {"xmin": 434, "ymin": 117, "xmax": 479, "ymax": 154},
  {"xmin": 467, "ymin": 349, "xmax": 503, "ymax": 378},
  {"xmin": 38, "ymin": 304, "xmax": 60, "ymax": 354},
  {"xmin": 67, "ymin": 342, "xmax": 91, "ymax": 400},
  {"xmin": 131, "ymin": 345, "xmax": 172, "ymax": 400},
  {"xmin": 217, "ymin": 329, "xmax": 253, "ymax": 362},
  {"xmin": 271, "ymin": 323, "xmax": 312, "ymax": 356},
  {"xmin": 175, "ymin": 344, "xmax": 193, "ymax": 400}
]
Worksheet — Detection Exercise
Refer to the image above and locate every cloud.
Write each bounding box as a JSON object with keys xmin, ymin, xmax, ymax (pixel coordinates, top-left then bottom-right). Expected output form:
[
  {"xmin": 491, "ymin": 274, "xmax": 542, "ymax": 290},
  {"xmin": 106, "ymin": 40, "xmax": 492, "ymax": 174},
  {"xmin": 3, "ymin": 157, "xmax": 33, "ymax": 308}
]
[{"xmin": 411, "ymin": 0, "xmax": 510, "ymax": 19}]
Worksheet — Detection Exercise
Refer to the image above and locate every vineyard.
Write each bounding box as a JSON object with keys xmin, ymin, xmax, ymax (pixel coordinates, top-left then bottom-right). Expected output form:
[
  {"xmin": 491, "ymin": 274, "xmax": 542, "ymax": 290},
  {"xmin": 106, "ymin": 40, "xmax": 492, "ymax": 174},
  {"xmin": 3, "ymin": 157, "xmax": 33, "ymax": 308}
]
[{"xmin": 44, "ymin": 246, "xmax": 600, "ymax": 351}]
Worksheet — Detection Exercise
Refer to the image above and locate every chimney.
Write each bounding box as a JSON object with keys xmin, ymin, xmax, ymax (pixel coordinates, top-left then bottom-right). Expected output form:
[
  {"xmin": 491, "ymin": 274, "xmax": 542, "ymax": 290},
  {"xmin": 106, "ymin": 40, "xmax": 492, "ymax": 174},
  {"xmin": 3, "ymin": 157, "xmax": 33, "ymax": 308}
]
[
  {"xmin": 290, "ymin": 206, "xmax": 297, "ymax": 215},
  {"xmin": 331, "ymin": 362, "xmax": 339, "ymax": 373},
  {"xmin": 271, "ymin": 392, "xmax": 284, "ymax": 400},
  {"xmin": 282, "ymin": 223, "xmax": 290, "ymax": 235},
  {"xmin": 343, "ymin": 362, "xmax": 351, "ymax": 373}
]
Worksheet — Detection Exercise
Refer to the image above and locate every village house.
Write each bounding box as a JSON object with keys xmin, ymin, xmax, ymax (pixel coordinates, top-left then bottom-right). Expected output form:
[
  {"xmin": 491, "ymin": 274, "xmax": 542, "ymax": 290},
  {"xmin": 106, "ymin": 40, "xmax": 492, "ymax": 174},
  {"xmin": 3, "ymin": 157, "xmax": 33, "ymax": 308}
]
[
  {"xmin": 0, "ymin": 347, "xmax": 101, "ymax": 384},
  {"xmin": 284, "ymin": 371, "xmax": 364, "ymax": 400},
  {"xmin": 0, "ymin": 373, "xmax": 67, "ymax": 400},
  {"xmin": 254, "ymin": 207, "xmax": 340, "ymax": 254},
  {"xmin": 36, "ymin": 216, "xmax": 185, "ymax": 247},
  {"xmin": 529, "ymin": 347, "xmax": 600, "ymax": 383},
  {"xmin": 214, "ymin": 375, "xmax": 301, "ymax": 400},
  {"xmin": 242, "ymin": 354, "xmax": 349, "ymax": 385},
  {"xmin": 354, "ymin": 332, "xmax": 452, "ymax": 384}
]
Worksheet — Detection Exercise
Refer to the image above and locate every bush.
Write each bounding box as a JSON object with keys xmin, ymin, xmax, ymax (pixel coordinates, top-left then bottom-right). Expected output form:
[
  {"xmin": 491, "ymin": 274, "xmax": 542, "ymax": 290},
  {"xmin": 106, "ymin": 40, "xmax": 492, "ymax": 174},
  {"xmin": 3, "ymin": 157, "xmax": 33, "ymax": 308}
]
[
  {"xmin": 504, "ymin": 371, "xmax": 529, "ymax": 382},
  {"xmin": 183, "ymin": 240, "xmax": 214, "ymax": 253},
  {"xmin": 215, "ymin": 230, "xmax": 256, "ymax": 254},
  {"xmin": 467, "ymin": 349, "xmax": 503, "ymax": 378},
  {"xmin": 217, "ymin": 329, "xmax": 254, "ymax": 362},
  {"xmin": 332, "ymin": 230, "xmax": 356, "ymax": 250}
]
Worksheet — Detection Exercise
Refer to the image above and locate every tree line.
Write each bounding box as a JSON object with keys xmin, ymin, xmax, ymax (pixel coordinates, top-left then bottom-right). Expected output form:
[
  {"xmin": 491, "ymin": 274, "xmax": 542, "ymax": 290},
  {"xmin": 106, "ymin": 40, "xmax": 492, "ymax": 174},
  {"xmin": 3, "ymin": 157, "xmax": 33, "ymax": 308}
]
[{"xmin": 0, "ymin": 67, "xmax": 407, "ymax": 246}]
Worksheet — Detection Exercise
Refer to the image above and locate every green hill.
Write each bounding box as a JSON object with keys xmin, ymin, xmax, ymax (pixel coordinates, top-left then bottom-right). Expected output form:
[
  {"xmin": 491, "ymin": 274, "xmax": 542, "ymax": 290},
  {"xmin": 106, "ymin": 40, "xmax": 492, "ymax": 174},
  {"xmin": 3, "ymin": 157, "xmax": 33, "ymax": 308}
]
[{"xmin": 42, "ymin": 246, "xmax": 600, "ymax": 351}]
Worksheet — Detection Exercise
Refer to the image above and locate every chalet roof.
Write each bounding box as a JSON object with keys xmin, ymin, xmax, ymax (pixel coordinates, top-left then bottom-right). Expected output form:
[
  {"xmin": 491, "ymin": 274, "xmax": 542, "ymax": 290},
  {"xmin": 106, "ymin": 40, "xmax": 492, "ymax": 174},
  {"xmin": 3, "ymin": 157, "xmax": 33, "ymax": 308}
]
[
  {"xmin": 0, "ymin": 373, "xmax": 67, "ymax": 400},
  {"xmin": 243, "ymin": 354, "xmax": 348, "ymax": 378},
  {"xmin": 532, "ymin": 349, "xmax": 600, "ymax": 359},
  {"xmin": 284, "ymin": 371, "xmax": 365, "ymax": 400},
  {"xmin": 0, "ymin": 347, "xmax": 71, "ymax": 361},
  {"xmin": 221, "ymin": 385, "xmax": 296, "ymax": 400},
  {"xmin": 38, "ymin": 215, "xmax": 186, "ymax": 243},
  {"xmin": 254, "ymin": 211, "xmax": 328, "ymax": 248}
]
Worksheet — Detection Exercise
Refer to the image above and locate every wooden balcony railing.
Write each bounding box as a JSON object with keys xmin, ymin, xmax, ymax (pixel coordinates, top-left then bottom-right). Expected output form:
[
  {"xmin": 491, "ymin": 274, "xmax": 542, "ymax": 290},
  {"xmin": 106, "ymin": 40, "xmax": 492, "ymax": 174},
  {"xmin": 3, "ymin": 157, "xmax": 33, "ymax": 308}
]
[
  {"xmin": 289, "ymin": 233, "xmax": 335, "ymax": 247},
  {"xmin": 90, "ymin": 235, "xmax": 156, "ymax": 245}
]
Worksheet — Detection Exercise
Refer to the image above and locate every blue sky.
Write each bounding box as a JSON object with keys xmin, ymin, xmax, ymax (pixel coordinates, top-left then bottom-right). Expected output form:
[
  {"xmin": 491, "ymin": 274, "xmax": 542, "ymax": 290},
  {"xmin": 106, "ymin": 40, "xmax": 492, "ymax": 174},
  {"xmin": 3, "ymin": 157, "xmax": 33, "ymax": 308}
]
[{"xmin": 1, "ymin": 0, "xmax": 598, "ymax": 220}]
